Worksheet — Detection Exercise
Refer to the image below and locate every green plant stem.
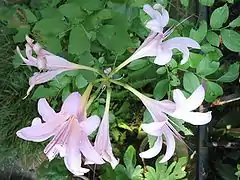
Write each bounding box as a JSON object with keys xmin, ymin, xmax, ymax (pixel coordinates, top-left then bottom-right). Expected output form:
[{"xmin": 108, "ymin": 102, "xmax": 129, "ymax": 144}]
[
  {"xmin": 86, "ymin": 83, "xmax": 104, "ymax": 110},
  {"xmin": 165, "ymin": 65, "xmax": 171, "ymax": 99},
  {"xmin": 109, "ymin": 79, "xmax": 143, "ymax": 99},
  {"xmin": 76, "ymin": 64, "xmax": 104, "ymax": 77},
  {"xmin": 109, "ymin": 57, "xmax": 133, "ymax": 77}
]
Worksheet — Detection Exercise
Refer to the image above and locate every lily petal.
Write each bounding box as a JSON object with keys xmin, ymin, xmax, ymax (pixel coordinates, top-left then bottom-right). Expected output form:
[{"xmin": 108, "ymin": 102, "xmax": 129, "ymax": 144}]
[
  {"xmin": 38, "ymin": 98, "xmax": 57, "ymax": 122},
  {"xmin": 79, "ymin": 131, "xmax": 104, "ymax": 164},
  {"xmin": 154, "ymin": 47, "xmax": 172, "ymax": 65},
  {"xmin": 61, "ymin": 92, "xmax": 81, "ymax": 117},
  {"xmin": 162, "ymin": 37, "xmax": 200, "ymax": 64},
  {"xmin": 139, "ymin": 136, "xmax": 163, "ymax": 159},
  {"xmin": 141, "ymin": 121, "xmax": 166, "ymax": 136},
  {"xmin": 79, "ymin": 115, "xmax": 100, "ymax": 135},
  {"xmin": 16, "ymin": 120, "xmax": 61, "ymax": 142},
  {"xmin": 185, "ymin": 85, "xmax": 205, "ymax": 111},
  {"xmin": 174, "ymin": 111, "xmax": 212, "ymax": 125},
  {"xmin": 172, "ymin": 89, "xmax": 187, "ymax": 108},
  {"xmin": 146, "ymin": 19, "xmax": 163, "ymax": 33},
  {"xmin": 159, "ymin": 126, "xmax": 175, "ymax": 163}
]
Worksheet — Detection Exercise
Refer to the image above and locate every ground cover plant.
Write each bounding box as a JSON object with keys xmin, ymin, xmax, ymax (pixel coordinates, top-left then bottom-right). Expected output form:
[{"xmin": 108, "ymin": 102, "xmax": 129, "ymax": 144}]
[{"xmin": 0, "ymin": 0, "xmax": 239, "ymax": 179}]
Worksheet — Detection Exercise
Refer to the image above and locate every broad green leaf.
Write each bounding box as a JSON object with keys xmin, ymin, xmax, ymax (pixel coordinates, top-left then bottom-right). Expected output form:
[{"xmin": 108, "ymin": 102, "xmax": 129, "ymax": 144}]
[
  {"xmin": 75, "ymin": 73, "xmax": 88, "ymax": 89},
  {"xmin": 183, "ymin": 72, "xmax": 200, "ymax": 93},
  {"xmin": 206, "ymin": 31, "xmax": 220, "ymax": 47},
  {"xmin": 229, "ymin": 16, "xmax": 240, "ymax": 28},
  {"xmin": 189, "ymin": 21, "xmax": 207, "ymax": 43},
  {"xmin": 199, "ymin": 0, "xmax": 214, "ymax": 6},
  {"xmin": 170, "ymin": 117, "xmax": 193, "ymax": 136},
  {"xmin": 33, "ymin": 18, "xmax": 66, "ymax": 36},
  {"xmin": 69, "ymin": 0, "xmax": 105, "ymax": 11},
  {"xmin": 205, "ymin": 81, "xmax": 223, "ymax": 102},
  {"xmin": 84, "ymin": 8, "xmax": 112, "ymax": 30},
  {"xmin": 221, "ymin": 29, "xmax": 240, "ymax": 52},
  {"xmin": 180, "ymin": 0, "xmax": 189, "ymax": 7},
  {"xmin": 145, "ymin": 157, "xmax": 187, "ymax": 180},
  {"xmin": 127, "ymin": 60, "xmax": 149, "ymax": 70},
  {"xmin": 156, "ymin": 67, "xmax": 167, "ymax": 75},
  {"xmin": 58, "ymin": 3, "xmax": 86, "ymax": 22},
  {"xmin": 123, "ymin": 146, "xmax": 136, "ymax": 169},
  {"xmin": 13, "ymin": 26, "xmax": 30, "ymax": 43},
  {"xmin": 196, "ymin": 57, "xmax": 220, "ymax": 76},
  {"xmin": 210, "ymin": 4, "xmax": 229, "ymax": 29},
  {"xmin": 97, "ymin": 25, "xmax": 130, "ymax": 55},
  {"xmin": 153, "ymin": 79, "xmax": 169, "ymax": 100},
  {"xmin": 206, "ymin": 48, "xmax": 223, "ymax": 61},
  {"xmin": 44, "ymin": 36, "xmax": 62, "ymax": 54},
  {"xmin": 31, "ymin": 86, "xmax": 58, "ymax": 100},
  {"xmin": 12, "ymin": 53, "xmax": 23, "ymax": 68},
  {"xmin": 201, "ymin": 43, "xmax": 216, "ymax": 53},
  {"xmin": 62, "ymin": 85, "xmax": 71, "ymax": 101},
  {"xmin": 217, "ymin": 63, "xmax": 239, "ymax": 82},
  {"xmin": 68, "ymin": 26, "xmax": 90, "ymax": 55},
  {"xmin": 22, "ymin": 8, "xmax": 37, "ymax": 23},
  {"xmin": 40, "ymin": 7, "xmax": 62, "ymax": 18},
  {"xmin": 189, "ymin": 53, "xmax": 203, "ymax": 68},
  {"xmin": 49, "ymin": 75, "xmax": 71, "ymax": 89},
  {"xmin": 129, "ymin": 0, "xmax": 152, "ymax": 7}
]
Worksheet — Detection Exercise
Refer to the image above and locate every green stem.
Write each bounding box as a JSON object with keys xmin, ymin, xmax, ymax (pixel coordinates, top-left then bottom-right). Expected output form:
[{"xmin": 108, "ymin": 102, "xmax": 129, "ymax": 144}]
[
  {"xmin": 165, "ymin": 65, "xmax": 171, "ymax": 99},
  {"xmin": 109, "ymin": 79, "xmax": 143, "ymax": 99},
  {"xmin": 76, "ymin": 64, "xmax": 104, "ymax": 76},
  {"xmin": 105, "ymin": 87, "xmax": 112, "ymax": 115},
  {"xmin": 86, "ymin": 83, "xmax": 104, "ymax": 110},
  {"xmin": 109, "ymin": 57, "xmax": 133, "ymax": 77}
]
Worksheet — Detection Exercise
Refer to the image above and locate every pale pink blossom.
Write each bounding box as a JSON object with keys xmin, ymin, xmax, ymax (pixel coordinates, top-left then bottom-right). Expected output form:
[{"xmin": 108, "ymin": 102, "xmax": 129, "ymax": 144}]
[
  {"xmin": 128, "ymin": 4, "xmax": 200, "ymax": 66},
  {"xmin": 16, "ymin": 92, "xmax": 104, "ymax": 176},
  {"xmin": 171, "ymin": 85, "xmax": 212, "ymax": 125},
  {"xmin": 17, "ymin": 36, "xmax": 87, "ymax": 98},
  {"xmin": 128, "ymin": 84, "xmax": 211, "ymax": 162},
  {"xmin": 93, "ymin": 89, "xmax": 119, "ymax": 168}
]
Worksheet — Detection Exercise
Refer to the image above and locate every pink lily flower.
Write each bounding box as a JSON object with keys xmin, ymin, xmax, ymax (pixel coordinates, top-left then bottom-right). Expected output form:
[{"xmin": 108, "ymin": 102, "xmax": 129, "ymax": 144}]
[
  {"xmin": 16, "ymin": 91, "xmax": 104, "ymax": 176},
  {"xmin": 171, "ymin": 85, "xmax": 212, "ymax": 125},
  {"xmin": 128, "ymin": 4, "xmax": 200, "ymax": 66},
  {"xmin": 17, "ymin": 36, "xmax": 88, "ymax": 98},
  {"xmin": 127, "ymin": 84, "xmax": 211, "ymax": 162},
  {"xmin": 93, "ymin": 89, "xmax": 119, "ymax": 168}
]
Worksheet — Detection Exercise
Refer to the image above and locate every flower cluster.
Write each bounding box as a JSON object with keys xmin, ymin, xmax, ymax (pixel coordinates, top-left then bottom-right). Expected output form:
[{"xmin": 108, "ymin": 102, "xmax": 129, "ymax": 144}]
[{"xmin": 16, "ymin": 3, "xmax": 211, "ymax": 177}]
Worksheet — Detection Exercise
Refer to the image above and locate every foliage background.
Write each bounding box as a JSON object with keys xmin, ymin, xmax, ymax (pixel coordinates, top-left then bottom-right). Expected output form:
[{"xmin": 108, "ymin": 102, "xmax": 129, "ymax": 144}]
[{"xmin": 0, "ymin": 0, "xmax": 239, "ymax": 179}]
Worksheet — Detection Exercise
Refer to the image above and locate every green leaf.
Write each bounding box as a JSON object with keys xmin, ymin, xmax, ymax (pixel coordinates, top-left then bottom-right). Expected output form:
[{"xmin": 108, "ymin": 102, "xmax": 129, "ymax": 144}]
[
  {"xmin": 170, "ymin": 118, "xmax": 193, "ymax": 136},
  {"xmin": 33, "ymin": 18, "xmax": 66, "ymax": 36},
  {"xmin": 183, "ymin": 72, "xmax": 200, "ymax": 93},
  {"xmin": 40, "ymin": 7, "xmax": 62, "ymax": 18},
  {"xmin": 145, "ymin": 157, "xmax": 187, "ymax": 180},
  {"xmin": 189, "ymin": 53, "xmax": 204, "ymax": 68},
  {"xmin": 124, "ymin": 145, "xmax": 136, "ymax": 170},
  {"xmin": 180, "ymin": 0, "xmax": 189, "ymax": 7},
  {"xmin": 189, "ymin": 21, "xmax": 207, "ymax": 43},
  {"xmin": 31, "ymin": 85, "xmax": 58, "ymax": 100},
  {"xmin": 199, "ymin": 0, "xmax": 214, "ymax": 6},
  {"xmin": 97, "ymin": 25, "xmax": 130, "ymax": 55},
  {"xmin": 153, "ymin": 79, "xmax": 169, "ymax": 100},
  {"xmin": 210, "ymin": 4, "xmax": 229, "ymax": 29},
  {"xmin": 205, "ymin": 81, "xmax": 223, "ymax": 102},
  {"xmin": 44, "ymin": 36, "xmax": 62, "ymax": 54},
  {"xmin": 206, "ymin": 31, "xmax": 220, "ymax": 47},
  {"xmin": 22, "ymin": 8, "xmax": 37, "ymax": 23},
  {"xmin": 196, "ymin": 57, "xmax": 220, "ymax": 76},
  {"xmin": 68, "ymin": 26, "xmax": 90, "ymax": 55},
  {"xmin": 13, "ymin": 26, "xmax": 30, "ymax": 43},
  {"xmin": 69, "ymin": 0, "xmax": 105, "ymax": 11},
  {"xmin": 156, "ymin": 67, "xmax": 167, "ymax": 75},
  {"xmin": 127, "ymin": 60, "xmax": 149, "ymax": 70},
  {"xmin": 229, "ymin": 16, "xmax": 240, "ymax": 28},
  {"xmin": 75, "ymin": 73, "xmax": 88, "ymax": 89},
  {"xmin": 220, "ymin": 29, "xmax": 240, "ymax": 52},
  {"xmin": 58, "ymin": 3, "xmax": 86, "ymax": 22},
  {"xmin": 217, "ymin": 63, "xmax": 239, "ymax": 82}
]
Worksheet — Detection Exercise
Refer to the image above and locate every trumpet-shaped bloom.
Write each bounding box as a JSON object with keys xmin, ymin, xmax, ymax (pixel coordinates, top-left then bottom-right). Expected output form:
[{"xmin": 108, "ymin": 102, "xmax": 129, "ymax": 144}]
[
  {"xmin": 16, "ymin": 92, "xmax": 104, "ymax": 176},
  {"xmin": 129, "ymin": 84, "xmax": 211, "ymax": 162},
  {"xmin": 17, "ymin": 36, "xmax": 85, "ymax": 98},
  {"xmin": 171, "ymin": 85, "xmax": 212, "ymax": 125},
  {"xmin": 128, "ymin": 4, "xmax": 200, "ymax": 66},
  {"xmin": 94, "ymin": 107, "xmax": 119, "ymax": 168}
]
